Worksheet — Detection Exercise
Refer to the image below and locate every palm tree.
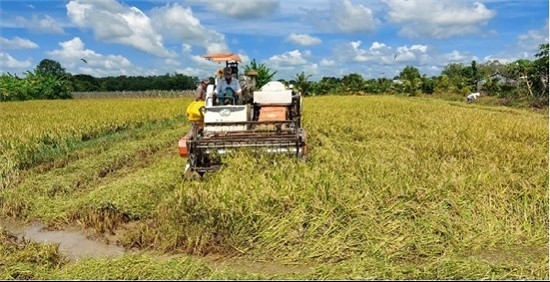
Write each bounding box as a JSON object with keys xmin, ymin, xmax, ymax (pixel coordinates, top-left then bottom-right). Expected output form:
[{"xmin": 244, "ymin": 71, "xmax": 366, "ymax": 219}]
[
  {"xmin": 294, "ymin": 72, "xmax": 312, "ymax": 96},
  {"xmin": 399, "ymin": 66, "xmax": 421, "ymax": 96},
  {"xmin": 243, "ymin": 59, "xmax": 277, "ymax": 89}
]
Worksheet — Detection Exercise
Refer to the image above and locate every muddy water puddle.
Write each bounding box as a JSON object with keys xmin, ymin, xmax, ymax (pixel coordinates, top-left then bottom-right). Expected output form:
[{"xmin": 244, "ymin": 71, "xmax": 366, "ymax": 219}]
[
  {"xmin": 1, "ymin": 219, "xmax": 315, "ymax": 276},
  {"xmin": 0, "ymin": 219, "xmax": 126, "ymax": 261}
]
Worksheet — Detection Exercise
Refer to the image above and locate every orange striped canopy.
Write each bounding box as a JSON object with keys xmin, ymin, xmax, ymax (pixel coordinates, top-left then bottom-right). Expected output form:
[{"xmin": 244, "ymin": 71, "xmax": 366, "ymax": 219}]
[{"xmin": 202, "ymin": 53, "xmax": 242, "ymax": 63}]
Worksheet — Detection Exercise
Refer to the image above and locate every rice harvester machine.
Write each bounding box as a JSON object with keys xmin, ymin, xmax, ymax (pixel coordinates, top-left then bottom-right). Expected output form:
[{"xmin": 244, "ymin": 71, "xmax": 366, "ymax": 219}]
[{"xmin": 178, "ymin": 52, "xmax": 308, "ymax": 176}]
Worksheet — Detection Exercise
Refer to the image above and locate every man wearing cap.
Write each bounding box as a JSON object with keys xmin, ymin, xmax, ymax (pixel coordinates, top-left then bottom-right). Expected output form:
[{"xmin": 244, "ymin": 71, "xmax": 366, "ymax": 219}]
[
  {"xmin": 216, "ymin": 67, "xmax": 242, "ymax": 105},
  {"xmin": 194, "ymin": 77, "xmax": 210, "ymax": 101}
]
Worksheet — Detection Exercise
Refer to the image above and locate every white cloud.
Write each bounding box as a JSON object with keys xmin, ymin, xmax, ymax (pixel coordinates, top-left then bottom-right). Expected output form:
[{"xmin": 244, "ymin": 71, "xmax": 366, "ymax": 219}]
[
  {"xmin": 207, "ymin": 0, "xmax": 279, "ymax": 19},
  {"xmin": 410, "ymin": 45, "xmax": 428, "ymax": 53},
  {"xmin": 370, "ymin": 42, "xmax": 388, "ymax": 51},
  {"xmin": 14, "ymin": 15, "xmax": 64, "ymax": 34},
  {"xmin": 163, "ymin": 58, "xmax": 181, "ymax": 68},
  {"xmin": 236, "ymin": 53, "xmax": 251, "ymax": 66},
  {"xmin": 0, "ymin": 0, "xmax": 544, "ymax": 82},
  {"xmin": 149, "ymin": 4, "xmax": 228, "ymax": 54},
  {"xmin": 302, "ymin": 63, "xmax": 319, "ymax": 76},
  {"xmin": 320, "ymin": 59, "xmax": 335, "ymax": 67},
  {"xmin": 484, "ymin": 20, "xmax": 549, "ymax": 64},
  {"xmin": 384, "ymin": 0, "xmax": 496, "ymax": 38},
  {"xmin": 46, "ymin": 37, "xmax": 134, "ymax": 76},
  {"xmin": 174, "ymin": 66, "xmax": 203, "ymax": 77},
  {"xmin": 394, "ymin": 44, "xmax": 430, "ymax": 64},
  {"xmin": 334, "ymin": 0, "xmax": 378, "ymax": 33},
  {"xmin": 179, "ymin": 52, "xmax": 250, "ymax": 79},
  {"xmin": 481, "ymin": 55, "xmax": 516, "ymax": 64},
  {"xmin": 334, "ymin": 40, "xmax": 434, "ymax": 68},
  {"xmin": 350, "ymin": 41, "xmax": 370, "ymax": 62},
  {"xmin": 0, "ymin": 52, "xmax": 33, "ymax": 70},
  {"xmin": 267, "ymin": 50, "xmax": 310, "ymax": 67},
  {"xmin": 446, "ymin": 50, "xmax": 469, "ymax": 62},
  {"xmin": 286, "ymin": 33, "xmax": 322, "ymax": 46},
  {"xmin": 66, "ymin": 0, "xmax": 175, "ymax": 58},
  {"xmin": 369, "ymin": 41, "xmax": 392, "ymax": 57},
  {"xmin": 517, "ymin": 20, "xmax": 549, "ymax": 52},
  {"xmin": 0, "ymin": 36, "xmax": 39, "ymax": 49},
  {"xmin": 262, "ymin": 50, "xmax": 313, "ymax": 80},
  {"xmin": 340, "ymin": 40, "xmax": 393, "ymax": 63},
  {"xmin": 182, "ymin": 44, "xmax": 193, "ymax": 53},
  {"xmin": 350, "ymin": 41, "xmax": 361, "ymax": 50},
  {"xmin": 312, "ymin": 0, "xmax": 379, "ymax": 34}
]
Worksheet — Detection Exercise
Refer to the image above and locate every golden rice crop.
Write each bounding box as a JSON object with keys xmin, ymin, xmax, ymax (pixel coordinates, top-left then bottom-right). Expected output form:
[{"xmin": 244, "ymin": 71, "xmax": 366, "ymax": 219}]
[
  {"xmin": 0, "ymin": 98, "xmax": 187, "ymax": 189},
  {"xmin": 0, "ymin": 95, "xmax": 547, "ymax": 280}
]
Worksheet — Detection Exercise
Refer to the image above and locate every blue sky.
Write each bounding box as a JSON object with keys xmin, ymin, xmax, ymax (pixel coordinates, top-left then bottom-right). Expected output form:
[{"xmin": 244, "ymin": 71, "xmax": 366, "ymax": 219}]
[{"xmin": 0, "ymin": 0, "xmax": 548, "ymax": 81}]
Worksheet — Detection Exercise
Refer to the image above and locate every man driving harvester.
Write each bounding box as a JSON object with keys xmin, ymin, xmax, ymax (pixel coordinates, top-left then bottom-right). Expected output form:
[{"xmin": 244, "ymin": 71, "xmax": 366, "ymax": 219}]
[{"xmin": 215, "ymin": 67, "xmax": 242, "ymax": 105}]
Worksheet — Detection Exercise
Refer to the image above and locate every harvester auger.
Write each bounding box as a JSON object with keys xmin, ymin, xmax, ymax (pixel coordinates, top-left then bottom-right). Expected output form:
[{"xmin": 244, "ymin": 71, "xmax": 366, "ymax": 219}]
[{"xmin": 178, "ymin": 52, "xmax": 308, "ymax": 178}]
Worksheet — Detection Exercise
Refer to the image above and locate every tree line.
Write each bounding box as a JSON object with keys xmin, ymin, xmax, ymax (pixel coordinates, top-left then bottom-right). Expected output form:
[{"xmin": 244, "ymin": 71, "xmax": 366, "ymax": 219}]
[
  {"xmin": 0, "ymin": 60, "xmax": 199, "ymax": 102},
  {"xmin": 285, "ymin": 44, "xmax": 548, "ymax": 108},
  {"xmin": 1, "ymin": 44, "xmax": 547, "ymax": 107}
]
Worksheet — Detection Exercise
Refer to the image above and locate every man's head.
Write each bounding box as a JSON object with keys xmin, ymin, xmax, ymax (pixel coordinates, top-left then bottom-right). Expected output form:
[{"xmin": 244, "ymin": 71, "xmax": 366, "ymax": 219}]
[
  {"xmin": 201, "ymin": 78, "xmax": 209, "ymax": 87},
  {"xmin": 223, "ymin": 67, "xmax": 233, "ymax": 80}
]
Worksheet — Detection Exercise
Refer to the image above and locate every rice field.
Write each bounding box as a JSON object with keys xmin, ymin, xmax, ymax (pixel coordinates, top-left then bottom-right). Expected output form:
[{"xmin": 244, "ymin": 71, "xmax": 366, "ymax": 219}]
[{"xmin": 0, "ymin": 95, "xmax": 548, "ymax": 280}]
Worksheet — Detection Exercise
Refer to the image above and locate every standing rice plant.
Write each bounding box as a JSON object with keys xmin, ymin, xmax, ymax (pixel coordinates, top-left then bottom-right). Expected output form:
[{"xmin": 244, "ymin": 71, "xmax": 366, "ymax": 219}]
[{"xmin": 0, "ymin": 95, "xmax": 547, "ymax": 280}]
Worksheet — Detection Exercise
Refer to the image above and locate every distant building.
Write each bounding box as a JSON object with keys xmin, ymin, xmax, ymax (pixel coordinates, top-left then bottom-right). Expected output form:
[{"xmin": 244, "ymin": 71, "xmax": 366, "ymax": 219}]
[{"xmin": 476, "ymin": 72, "xmax": 518, "ymax": 93}]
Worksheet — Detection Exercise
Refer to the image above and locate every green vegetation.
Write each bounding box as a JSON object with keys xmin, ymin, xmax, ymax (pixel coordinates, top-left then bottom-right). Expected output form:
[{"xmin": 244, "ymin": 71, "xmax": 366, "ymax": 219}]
[
  {"xmin": 286, "ymin": 43, "xmax": 549, "ymax": 108},
  {"xmin": 2, "ymin": 44, "xmax": 547, "ymax": 109},
  {"xmin": 0, "ymin": 59, "xmax": 72, "ymax": 101},
  {"xmin": 243, "ymin": 58, "xmax": 277, "ymax": 89},
  {"xmin": 0, "ymin": 96, "xmax": 547, "ymax": 280},
  {"xmin": 0, "ymin": 71, "xmax": 72, "ymax": 101}
]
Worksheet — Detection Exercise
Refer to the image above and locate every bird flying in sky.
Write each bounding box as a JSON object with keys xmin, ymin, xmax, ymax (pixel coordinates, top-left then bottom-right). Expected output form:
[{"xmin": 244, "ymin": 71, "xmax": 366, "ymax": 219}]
[{"xmin": 81, "ymin": 58, "xmax": 87, "ymax": 64}]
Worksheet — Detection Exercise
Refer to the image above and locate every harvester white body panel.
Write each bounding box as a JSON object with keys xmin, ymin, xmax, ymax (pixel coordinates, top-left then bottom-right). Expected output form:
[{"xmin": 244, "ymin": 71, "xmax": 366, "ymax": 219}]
[
  {"xmin": 203, "ymin": 105, "xmax": 250, "ymax": 133},
  {"xmin": 254, "ymin": 81, "xmax": 293, "ymax": 105},
  {"xmin": 253, "ymin": 90, "xmax": 293, "ymax": 105},
  {"xmin": 205, "ymin": 85, "xmax": 216, "ymax": 107}
]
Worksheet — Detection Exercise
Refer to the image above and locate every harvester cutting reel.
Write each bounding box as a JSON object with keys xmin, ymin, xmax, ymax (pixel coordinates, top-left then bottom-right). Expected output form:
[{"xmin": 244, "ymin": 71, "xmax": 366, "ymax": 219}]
[
  {"xmin": 179, "ymin": 103, "xmax": 307, "ymax": 179},
  {"xmin": 181, "ymin": 118, "xmax": 307, "ymax": 179}
]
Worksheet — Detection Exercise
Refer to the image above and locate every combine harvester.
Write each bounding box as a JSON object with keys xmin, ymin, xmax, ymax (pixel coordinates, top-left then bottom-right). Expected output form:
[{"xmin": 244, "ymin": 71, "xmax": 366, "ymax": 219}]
[{"xmin": 178, "ymin": 53, "xmax": 308, "ymax": 177}]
